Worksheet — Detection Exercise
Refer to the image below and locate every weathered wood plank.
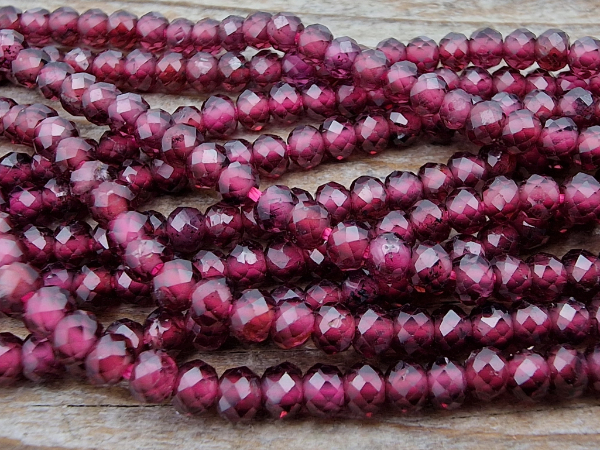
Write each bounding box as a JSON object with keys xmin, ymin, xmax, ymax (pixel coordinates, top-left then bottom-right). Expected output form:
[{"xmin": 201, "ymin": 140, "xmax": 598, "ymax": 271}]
[{"xmin": 0, "ymin": 0, "xmax": 599, "ymax": 448}]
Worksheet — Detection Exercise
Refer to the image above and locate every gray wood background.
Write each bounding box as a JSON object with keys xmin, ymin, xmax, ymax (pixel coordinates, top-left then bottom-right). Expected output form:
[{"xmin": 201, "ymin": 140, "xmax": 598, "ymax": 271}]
[{"xmin": 1, "ymin": 0, "xmax": 600, "ymax": 448}]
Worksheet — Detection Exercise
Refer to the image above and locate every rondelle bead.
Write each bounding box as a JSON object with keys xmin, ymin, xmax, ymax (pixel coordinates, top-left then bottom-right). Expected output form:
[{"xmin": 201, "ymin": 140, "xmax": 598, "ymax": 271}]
[
  {"xmin": 587, "ymin": 345, "xmax": 600, "ymax": 392},
  {"xmin": 406, "ymin": 36, "xmax": 439, "ymax": 72},
  {"xmin": 354, "ymin": 113, "xmax": 390, "ymax": 155},
  {"xmin": 288, "ymin": 125, "xmax": 325, "ymax": 170},
  {"xmin": 547, "ymin": 344, "xmax": 588, "ymax": 398},
  {"xmin": 164, "ymin": 207, "xmax": 205, "ymax": 254},
  {"xmin": 501, "ymin": 109, "xmax": 542, "ymax": 152},
  {"xmin": 409, "ymin": 199, "xmax": 451, "ymax": 242},
  {"xmin": 37, "ymin": 62, "xmax": 74, "ymax": 101},
  {"xmin": 446, "ymin": 188, "xmax": 485, "ymax": 234},
  {"xmin": 561, "ymin": 173, "xmax": 600, "ymax": 225},
  {"xmin": 152, "ymin": 259, "xmax": 197, "ymax": 312},
  {"xmin": 324, "ymin": 36, "xmax": 361, "ymax": 79},
  {"xmin": 365, "ymin": 232, "xmax": 411, "ymax": 282},
  {"xmin": 0, "ymin": 233, "xmax": 24, "ymax": 267},
  {"xmin": 111, "ymin": 269, "xmax": 151, "ymax": 306},
  {"xmin": 303, "ymin": 364, "xmax": 345, "ymax": 417},
  {"xmin": 410, "ymin": 242, "xmax": 452, "ymax": 293},
  {"xmin": 376, "ymin": 37, "xmax": 406, "ymax": 64},
  {"xmin": 439, "ymin": 32, "xmax": 469, "ymax": 70},
  {"xmin": 527, "ymin": 252, "xmax": 567, "ymax": 302},
  {"xmin": 384, "ymin": 171, "xmax": 422, "ymax": 211},
  {"xmin": 165, "ymin": 18, "xmax": 194, "ymax": 56},
  {"xmin": 84, "ymin": 333, "xmax": 132, "ymax": 385},
  {"xmin": 136, "ymin": 12, "xmax": 168, "ymax": 52},
  {"xmin": 297, "ymin": 24, "xmax": 333, "ymax": 62},
  {"xmin": 155, "ymin": 52, "xmax": 187, "ymax": 93},
  {"xmin": 316, "ymin": 182, "xmax": 351, "ymax": 224},
  {"xmin": 445, "ymin": 234, "xmax": 485, "ymax": 261},
  {"xmin": 392, "ymin": 305, "xmax": 434, "ymax": 356},
  {"xmin": 481, "ymin": 176, "xmax": 521, "ymax": 222},
  {"xmin": 143, "ymin": 308, "xmax": 187, "ymax": 350},
  {"xmin": 460, "ymin": 66, "xmax": 493, "ymax": 98},
  {"xmin": 385, "ymin": 361, "xmax": 428, "ymax": 412},
  {"xmin": 535, "ymin": 29, "xmax": 569, "ymax": 71},
  {"xmin": 353, "ymin": 305, "xmax": 393, "ymax": 358},
  {"xmin": 23, "ymin": 286, "xmax": 75, "ymax": 338},
  {"xmin": 230, "ymin": 289, "xmax": 274, "ymax": 343},
  {"xmin": 447, "ymin": 152, "xmax": 487, "ymax": 189},
  {"xmin": 129, "ymin": 349, "xmax": 178, "ymax": 403},
  {"xmin": 260, "ymin": 362, "xmax": 303, "ymax": 420},
  {"xmin": 302, "ymin": 82, "xmax": 336, "ymax": 120},
  {"xmin": 562, "ymin": 249, "xmax": 600, "ymax": 296},
  {"xmin": 466, "ymin": 100, "xmax": 505, "ymax": 145},
  {"xmin": 523, "ymin": 90, "xmax": 556, "ymax": 122},
  {"xmin": 52, "ymin": 310, "xmax": 102, "ymax": 364},
  {"xmin": 251, "ymin": 134, "xmax": 289, "ymax": 178},
  {"xmin": 491, "ymin": 254, "xmax": 531, "ymax": 301},
  {"xmin": 568, "ymin": 37, "xmax": 600, "ymax": 78},
  {"xmin": 60, "ymin": 73, "xmax": 96, "ymax": 117},
  {"xmin": 217, "ymin": 366, "xmax": 262, "ymax": 422},
  {"xmin": 550, "ymin": 298, "xmax": 590, "ymax": 343},
  {"xmin": 453, "ymin": 254, "xmax": 495, "ymax": 305},
  {"xmin": 326, "ymin": 221, "xmax": 369, "ymax": 271},
  {"xmin": 0, "ymin": 333, "xmax": 22, "ymax": 385},
  {"xmin": 557, "ymin": 87, "xmax": 595, "ymax": 127},
  {"xmin": 186, "ymin": 52, "xmax": 220, "ymax": 93},
  {"xmin": 344, "ymin": 363, "xmax": 385, "ymax": 417},
  {"xmin": 172, "ymin": 360, "xmax": 218, "ymax": 415},
  {"xmin": 350, "ymin": 176, "xmax": 388, "ymax": 221},
  {"xmin": 287, "ymin": 200, "xmax": 330, "ymax": 249},
  {"xmin": 22, "ymin": 336, "xmax": 63, "ymax": 382},
  {"xmin": 0, "ymin": 261, "xmax": 40, "ymax": 315},
  {"xmin": 576, "ymin": 125, "xmax": 600, "ymax": 170},
  {"xmin": 202, "ymin": 95, "xmax": 238, "ymax": 138},
  {"xmin": 427, "ymin": 357, "xmax": 466, "ymax": 410},
  {"xmin": 242, "ymin": 11, "xmax": 271, "ymax": 49},
  {"xmin": 237, "ymin": 89, "xmax": 270, "ymax": 131},
  {"xmin": 192, "ymin": 18, "xmax": 220, "ymax": 54},
  {"xmin": 218, "ymin": 15, "xmax": 245, "ymax": 52},
  {"xmin": 226, "ymin": 240, "xmax": 267, "ymax": 288},
  {"xmin": 0, "ymin": 6, "xmax": 20, "ymax": 30},
  {"xmin": 81, "ymin": 82, "xmax": 121, "ymax": 126},
  {"xmin": 418, "ymin": 163, "xmax": 455, "ymax": 202},
  {"xmin": 270, "ymin": 299, "xmax": 314, "ymax": 350},
  {"xmin": 433, "ymin": 305, "xmax": 471, "ymax": 352},
  {"xmin": 336, "ymin": 84, "xmax": 367, "ymax": 116},
  {"xmin": 538, "ymin": 117, "xmax": 578, "ymax": 159},
  {"xmin": 313, "ymin": 304, "xmax": 355, "ymax": 354},
  {"xmin": 304, "ymin": 280, "xmax": 341, "ymax": 310},
  {"xmin": 265, "ymin": 238, "xmax": 305, "ymax": 282},
  {"xmin": 471, "ymin": 304, "xmax": 513, "ymax": 348},
  {"xmin": 507, "ymin": 349, "xmax": 550, "ymax": 402},
  {"xmin": 14, "ymin": 104, "xmax": 58, "ymax": 147},
  {"xmin": 254, "ymin": 185, "xmax": 297, "ymax": 233},
  {"xmin": 383, "ymin": 61, "xmax": 418, "ymax": 104},
  {"xmin": 269, "ymin": 82, "xmax": 303, "ymax": 124},
  {"xmin": 91, "ymin": 50, "xmax": 124, "ymax": 85}
]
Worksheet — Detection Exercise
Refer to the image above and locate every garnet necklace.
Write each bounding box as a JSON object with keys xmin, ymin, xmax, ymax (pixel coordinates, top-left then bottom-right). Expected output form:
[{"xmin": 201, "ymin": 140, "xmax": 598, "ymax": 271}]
[{"xmin": 0, "ymin": 5, "xmax": 599, "ymax": 423}]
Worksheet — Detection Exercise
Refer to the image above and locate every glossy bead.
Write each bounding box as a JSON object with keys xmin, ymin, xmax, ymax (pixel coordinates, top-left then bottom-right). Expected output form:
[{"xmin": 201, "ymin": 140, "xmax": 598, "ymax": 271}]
[
  {"xmin": 71, "ymin": 265, "xmax": 112, "ymax": 309},
  {"xmin": 191, "ymin": 18, "xmax": 220, "ymax": 54},
  {"xmin": 52, "ymin": 310, "xmax": 101, "ymax": 364},
  {"xmin": 155, "ymin": 52, "xmax": 186, "ymax": 93},
  {"xmin": 391, "ymin": 305, "xmax": 433, "ymax": 356},
  {"xmin": 433, "ymin": 305, "xmax": 471, "ymax": 351},
  {"xmin": 576, "ymin": 125, "xmax": 600, "ymax": 170},
  {"xmin": 152, "ymin": 259, "xmax": 197, "ymax": 311},
  {"xmin": 446, "ymin": 188, "xmax": 485, "ymax": 234},
  {"xmin": 129, "ymin": 350, "xmax": 177, "ymax": 403},
  {"xmin": 303, "ymin": 364, "xmax": 345, "ymax": 417},
  {"xmin": 409, "ymin": 199, "xmax": 451, "ymax": 242},
  {"xmin": 482, "ymin": 176, "xmax": 521, "ymax": 222},
  {"xmin": 344, "ymin": 363, "xmax": 385, "ymax": 417},
  {"xmin": 270, "ymin": 299, "xmax": 314, "ymax": 349},
  {"xmin": 561, "ymin": 173, "xmax": 600, "ymax": 225},
  {"xmin": 460, "ymin": 66, "xmax": 493, "ymax": 98},
  {"xmin": 428, "ymin": 358, "xmax": 466, "ymax": 410},
  {"xmin": 22, "ymin": 336, "xmax": 63, "ymax": 382},
  {"xmin": 324, "ymin": 36, "xmax": 361, "ymax": 79},
  {"xmin": 297, "ymin": 24, "xmax": 332, "ymax": 62},
  {"xmin": 85, "ymin": 333, "xmax": 132, "ymax": 385},
  {"xmin": 226, "ymin": 241, "xmax": 267, "ymax": 288},
  {"xmin": 326, "ymin": 221, "xmax": 369, "ymax": 271},
  {"xmin": 551, "ymin": 298, "xmax": 590, "ymax": 343},
  {"xmin": 269, "ymin": 82, "xmax": 303, "ymax": 124},
  {"xmin": 385, "ymin": 171, "xmax": 423, "ymax": 210},
  {"xmin": 383, "ymin": 61, "xmax": 418, "ymax": 103},
  {"xmin": 502, "ymin": 109, "xmax": 542, "ymax": 152},
  {"xmin": 523, "ymin": 90, "xmax": 556, "ymax": 122},
  {"xmin": 353, "ymin": 305, "xmax": 393, "ymax": 358},
  {"xmin": 439, "ymin": 32, "xmax": 469, "ymax": 70},
  {"xmin": 288, "ymin": 200, "xmax": 330, "ymax": 249},
  {"xmin": 217, "ymin": 366, "xmax": 262, "ymax": 422},
  {"xmin": 568, "ymin": 36, "xmax": 600, "ymax": 78},
  {"xmin": 410, "ymin": 242, "xmax": 452, "ymax": 294},
  {"xmin": 465, "ymin": 347, "xmax": 508, "ymax": 401},
  {"xmin": 249, "ymin": 51, "xmax": 281, "ymax": 87},
  {"xmin": 186, "ymin": 52, "xmax": 220, "ymax": 93},
  {"xmin": 316, "ymin": 182, "xmax": 351, "ymax": 224},
  {"xmin": 143, "ymin": 308, "xmax": 187, "ymax": 351},
  {"xmin": 471, "ymin": 304, "xmax": 513, "ymax": 348},
  {"xmin": 19, "ymin": 8, "xmax": 50, "ymax": 46},
  {"xmin": 172, "ymin": 360, "xmax": 218, "ymax": 415},
  {"xmin": 0, "ymin": 6, "xmax": 20, "ymax": 30},
  {"xmin": 354, "ymin": 113, "xmax": 390, "ymax": 155},
  {"xmin": 23, "ymin": 286, "xmax": 74, "ymax": 338},
  {"xmin": 557, "ymin": 87, "xmax": 595, "ymax": 127},
  {"xmin": 261, "ymin": 362, "xmax": 303, "ymax": 420},
  {"xmin": 349, "ymin": 176, "xmax": 387, "ymax": 221},
  {"xmin": 376, "ymin": 37, "xmax": 406, "ymax": 64},
  {"xmin": 410, "ymin": 73, "xmax": 447, "ymax": 115},
  {"xmin": 111, "ymin": 269, "xmax": 151, "ymax": 306},
  {"xmin": 251, "ymin": 134, "xmax": 288, "ymax": 178},
  {"xmin": 164, "ymin": 207, "xmax": 205, "ymax": 254},
  {"xmin": 0, "ymin": 333, "xmax": 22, "ymax": 385},
  {"xmin": 385, "ymin": 361, "xmax": 428, "ymax": 412},
  {"xmin": 365, "ymin": 232, "xmax": 411, "ymax": 282},
  {"xmin": 466, "ymin": 101, "xmax": 505, "ymax": 145},
  {"xmin": 406, "ymin": 36, "xmax": 439, "ymax": 72},
  {"xmin": 507, "ymin": 350, "xmax": 550, "ymax": 401},
  {"xmin": 230, "ymin": 289, "xmax": 274, "ymax": 344},
  {"xmin": 313, "ymin": 304, "xmax": 354, "ymax": 354},
  {"xmin": 535, "ymin": 29, "xmax": 569, "ymax": 71},
  {"xmin": 241, "ymin": 12, "xmax": 270, "ymax": 49},
  {"xmin": 439, "ymin": 89, "xmax": 474, "ymax": 131},
  {"xmin": 547, "ymin": 344, "xmax": 588, "ymax": 398}
]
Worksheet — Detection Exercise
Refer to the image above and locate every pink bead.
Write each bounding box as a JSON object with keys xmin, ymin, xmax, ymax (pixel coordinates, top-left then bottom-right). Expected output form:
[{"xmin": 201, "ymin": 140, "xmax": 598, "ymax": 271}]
[
  {"xmin": 576, "ymin": 125, "xmax": 600, "ymax": 170},
  {"xmin": 88, "ymin": 181, "xmax": 134, "ymax": 225},
  {"xmin": 23, "ymin": 286, "xmax": 75, "ymax": 338},
  {"xmin": 439, "ymin": 32, "xmax": 469, "ymax": 70},
  {"xmin": 60, "ymin": 73, "xmax": 96, "ymax": 117},
  {"xmin": 374, "ymin": 211, "xmax": 415, "ymax": 243},
  {"xmin": 84, "ymin": 334, "xmax": 132, "ymax": 385},
  {"xmin": 164, "ymin": 206, "xmax": 205, "ymax": 254},
  {"xmin": 383, "ymin": 61, "xmax": 418, "ymax": 103},
  {"xmin": 254, "ymin": 185, "xmax": 297, "ymax": 233},
  {"xmin": 569, "ymin": 36, "xmax": 600, "ymax": 78},
  {"xmin": 52, "ymin": 310, "xmax": 101, "ymax": 364},
  {"xmin": 172, "ymin": 360, "xmax": 218, "ymax": 415},
  {"xmin": 336, "ymin": 84, "xmax": 367, "ymax": 116},
  {"xmin": 287, "ymin": 125, "xmax": 325, "ymax": 169},
  {"xmin": 536, "ymin": 29, "xmax": 569, "ymax": 71},
  {"xmin": 155, "ymin": 52, "xmax": 186, "ymax": 93},
  {"xmin": 266, "ymin": 12, "xmax": 303, "ymax": 51},
  {"xmin": 218, "ymin": 15, "xmax": 245, "ymax": 52},
  {"xmin": 365, "ymin": 232, "xmax": 411, "ymax": 282},
  {"xmin": 418, "ymin": 162, "xmax": 455, "ymax": 202},
  {"xmin": 230, "ymin": 288, "xmax": 274, "ymax": 343},
  {"xmin": 0, "ymin": 30, "xmax": 25, "ymax": 72},
  {"xmin": 202, "ymin": 95, "xmax": 237, "ymax": 138},
  {"xmin": 561, "ymin": 173, "xmax": 600, "ymax": 225},
  {"xmin": 386, "ymin": 361, "xmax": 428, "ymax": 411},
  {"xmin": 316, "ymin": 182, "xmax": 351, "ymax": 224},
  {"xmin": 385, "ymin": 171, "xmax": 422, "ymax": 210},
  {"xmin": 166, "ymin": 18, "xmax": 194, "ymax": 56},
  {"xmin": 427, "ymin": 357, "xmax": 466, "ymax": 410},
  {"xmin": 192, "ymin": 18, "xmax": 220, "ymax": 54},
  {"xmin": 107, "ymin": 10, "xmax": 137, "ymax": 50},
  {"xmin": 288, "ymin": 200, "xmax": 330, "ymax": 249},
  {"xmin": 298, "ymin": 24, "xmax": 332, "ymax": 62},
  {"xmin": 439, "ymin": 89, "xmax": 473, "ymax": 130},
  {"xmin": 0, "ymin": 262, "xmax": 40, "ymax": 315},
  {"xmin": 186, "ymin": 52, "xmax": 220, "ymax": 93},
  {"xmin": 410, "ymin": 242, "xmax": 451, "ymax": 293},
  {"xmin": 265, "ymin": 238, "xmax": 305, "ymax": 282},
  {"xmin": 187, "ymin": 143, "xmax": 227, "ymax": 189},
  {"xmin": 124, "ymin": 238, "xmax": 167, "ymax": 280},
  {"xmin": 0, "ymin": 333, "xmax": 22, "ymax": 385},
  {"xmin": 508, "ymin": 350, "xmax": 550, "ymax": 401},
  {"xmin": 237, "ymin": 89, "xmax": 269, "ymax": 131},
  {"xmin": 217, "ymin": 367, "xmax": 261, "ymax": 422},
  {"xmin": 249, "ymin": 50, "xmax": 281, "ymax": 87},
  {"xmin": 111, "ymin": 269, "xmax": 151, "ymax": 305},
  {"xmin": 344, "ymin": 363, "xmax": 385, "ymax": 417},
  {"xmin": 0, "ymin": 6, "xmax": 20, "ymax": 30},
  {"xmin": 216, "ymin": 162, "xmax": 259, "ymax": 203},
  {"xmin": 392, "ymin": 304, "xmax": 433, "ymax": 356},
  {"xmin": 91, "ymin": 50, "xmax": 124, "ymax": 86},
  {"xmin": 376, "ymin": 37, "xmax": 406, "ymax": 64},
  {"xmin": 22, "ymin": 336, "xmax": 63, "ymax": 382},
  {"xmin": 556, "ymin": 70, "xmax": 588, "ymax": 95},
  {"xmin": 465, "ymin": 347, "xmax": 508, "ymax": 401},
  {"xmin": 136, "ymin": 12, "xmax": 168, "ymax": 52},
  {"xmin": 20, "ymin": 8, "xmax": 50, "ymax": 46},
  {"xmin": 11, "ymin": 48, "xmax": 48, "ymax": 89},
  {"xmin": 129, "ymin": 350, "xmax": 177, "ymax": 403},
  {"xmin": 459, "ymin": 67, "xmax": 493, "ymax": 98},
  {"xmin": 143, "ymin": 308, "xmax": 187, "ymax": 350},
  {"xmin": 406, "ymin": 36, "xmax": 439, "ymax": 72},
  {"xmin": 303, "ymin": 364, "xmax": 345, "ymax": 417}
]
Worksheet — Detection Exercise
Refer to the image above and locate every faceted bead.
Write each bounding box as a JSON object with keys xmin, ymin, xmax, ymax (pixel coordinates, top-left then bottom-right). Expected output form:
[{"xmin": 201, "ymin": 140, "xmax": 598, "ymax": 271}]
[
  {"xmin": 36, "ymin": 61, "xmax": 73, "ymax": 101},
  {"xmin": 237, "ymin": 89, "xmax": 269, "ymax": 131},
  {"xmin": 281, "ymin": 52, "xmax": 315, "ymax": 86},
  {"xmin": 172, "ymin": 360, "xmax": 218, "ymax": 415},
  {"xmin": 155, "ymin": 52, "xmax": 186, "ymax": 93},
  {"xmin": 502, "ymin": 28, "xmax": 536, "ymax": 69},
  {"xmin": 0, "ymin": 333, "xmax": 22, "ymax": 385},
  {"xmin": 501, "ymin": 109, "xmax": 542, "ymax": 152},
  {"xmin": 81, "ymin": 82, "xmax": 121, "ymax": 126},
  {"xmin": 490, "ymin": 254, "xmax": 530, "ymax": 301},
  {"xmin": 269, "ymin": 82, "xmax": 303, "ymax": 124},
  {"xmin": 122, "ymin": 50, "xmax": 156, "ymax": 93},
  {"xmin": 249, "ymin": 51, "xmax": 281, "ymax": 88},
  {"xmin": 352, "ymin": 49, "xmax": 388, "ymax": 90},
  {"xmin": 203, "ymin": 203, "xmax": 243, "ymax": 249},
  {"xmin": 143, "ymin": 308, "xmax": 187, "ymax": 350},
  {"xmin": 410, "ymin": 73, "xmax": 447, "ymax": 115},
  {"xmin": 187, "ymin": 143, "xmax": 227, "ymax": 189},
  {"xmin": 439, "ymin": 32, "xmax": 469, "ymax": 70},
  {"xmin": 216, "ymin": 162, "xmax": 259, "ymax": 203},
  {"xmin": 492, "ymin": 67, "xmax": 526, "ymax": 97},
  {"xmin": 152, "ymin": 259, "xmax": 197, "ymax": 311},
  {"xmin": 526, "ymin": 253, "xmax": 566, "ymax": 302},
  {"xmin": 266, "ymin": 12, "xmax": 303, "ymax": 51},
  {"xmin": 287, "ymin": 125, "xmax": 325, "ymax": 170},
  {"xmin": 365, "ymin": 232, "xmax": 411, "ymax": 282},
  {"xmin": 230, "ymin": 288, "xmax": 274, "ymax": 344},
  {"xmin": 523, "ymin": 90, "xmax": 556, "ymax": 122},
  {"xmin": 517, "ymin": 174, "xmax": 560, "ymax": 222},
  {"xmin": 460, "ymin": 66, "xmax": 493, "ymax": 98},
  {"xmin": 19, "ymin": 8, "xmax": 50, "ymax": 46},
  {"xmin": 85, "ymin": 333, "xmax": 132, "ymax": 385},
  {"xmin": 107, "ymin": 93, "xmax": 150, "ymax": 135},
  {"xmin": 547, "ymin": 344, "xmax": 588, "ymax": 398},
  {"xmin": 349, "ymin": 176, "xmax": 388, "ymax": 221},
  {"xmin": 428, "ymin": 357, "xmax": 466, "ymax": 410},
  {"xmin": 265, "ymin": 238, "xmax": 305, "ymax": 282},
  {"xmin": 536, "ymin": 29, "xmax": 569, "ymax": 71},
  {"xmin": 59, "ymin": 73, "xmax": 96, "ymax": 117},
  {"xmin": 124, "ymin": 237, "xmax": 169, "ymax": 280},
  {"xmin": 188, "ymin": 277, "xmax": 231, "ymax": 334},
  {"xmin": 556, "ymin": 70, "xmax": 587, "ymax": 95},
  {"xmin": 446, "ymin": 188, "xmax": 485, "ymax": 234},
  {"xmin": 14, "ymin": 48, "xmax": 49, "ymax": 91},
  {"xmin": 418, "ymin": 163, "xmax": 455, "ymax": 202},
  {"xmin": 241, "ymin": 11, "xmax": 271, "ymax": 49},
  {"xmin": 288, "ymin": 200, "xmax": 330, "ymax": 249},
  {"xmin": 22, "ymin": 336, "xmax": 63, "ymax": 382},
  {"xmin": 111, "ymin": 269, "xmax": 151, "ymax": 305},
  {"xmin": 0, "ymin": 262, "xmax": 40, "ymax": 315},
  {"xmin": 161, "ymin": 124, "xmax": 202, "ymax": 166},
  {"xmin": 482, "ymin": 176, "xmax": 521, "ymax": 221},
  {"xmin": 23, "ymin": 286, "xmax": 75, "ymax": 338},
  {"xmin": 0, "ymin": 232, "xmax": 24, "ymax": 267},
  {"xmin": 465, "ymin": 347, "xmax": 508, "ymax": 401},
  {"xmin": 258, "ymin": 362, "xmax": 303, "ymax": 420},
  {"xmin": 192, "ymin": 18, "xmax": 220, "ymax": 54},
  {"xmin": 471, "ymin": 304, "xmax": 513, "ymax": 348},
  {"xmin": 587, "ymin": 345, "xmax": 600, "ymax": 392},
  {"xmin": 433, "ymin": 305, "xmax": 471, "ymax": 351},
  {"xmin": 373, "ymin": 211, "xmax": 413, "ymax": 244},
  {"xmin": 569, "ymin": 36, "xmax": 600, "ymax": 78},
  {"xmin": 134, "ymin": 109, "xmax": 173, "ymax": 157},
  {"xmin": 270, "ymin": 299, "xmax": 314, "ymax": 349},
  {"xmin": 136, "ymin": 12, "xmax": 168, "ymax": 52},
  {"xmin": 324, "ymin": 36, "xmax": 361, "ymax": 79},
  {"xmin": 226, "ymin": 241, "xmax": 267, "ymax": 288},
  {"xmin": 164, "ymin": 207, "xmax": 205, "ymax": 254},
  {"xmin": 91, "ymin": 50, "xmax": 124, "ymax": 86},
  {"xmin": 88, "ymin": 181, "xmax": 134, "ymax": 225},
  {"xmin": 383, "ymin": 61, "xmax": 418, "ymax": 103},
  {"xmin": 562, "ymin": 249, "xmax": 600, "ymax": 297},
  {"xmin": 340, "ymin": 271, "xmax": 379, "ymax": 310},
  {"xmin": 218, "ymin": 15, "xmax": 245, "ymax": 51},
  {"xmin": 251, "ymin": 134, "xmax": 288, "ymax": 178},
  {"xmin": 344, "ymin": 363, "xmax": 385, "ymax": 417},
  {"xmin": 409, "ymin": 199, "xmax": 451, "ymax": 242},
  {"xmin": 557, "ymin": 87, "xmax": 595, "ymax": 127},
  {"xmin": 376, "ymin": 37, "xmax": 406, "ymax": 65},
  {"xmin": 439, "ymin": 89, "xmax": 474, "ymax": 131},
  {"xmin": 406, "ymin": 36, "xmax": 438, "ymax": 72},
  {"xmin": 526, "ymin": 68, "xmax": 557, "ymax": 95},
  {"xmin": 550, "ymin": 297, "xmax": 590, "ymax": 343},
  {"xmin": 468, "ymin": 27, "xmax": 503, "ymax": 68},
  {"xmin": 313, "ymin": 304, "xmax": 354, "ymax": 354},
  {"xmin": 186, "ymin": 52, "xmax": 220, "ymax": 93},
  {"xmin": 576, "ymin": 125, "xmax": 600, "ymax": 170},
  {"xmin": 304, "ymin": 280, "xmax": 340, "ymax": 310},
  {"xmin": 466, "ymin": 101, "xmax": 505, "ymax": 145},
  {"xmin": 71, "ymin": 265, "xmax": 112, "ymax": 309},
  {"xmin": 392, "ymin": 305, "xmax": 433, "ymax": 356},
  {"xmin": 187, "ymin": 315, "xmax": 229, "ymax": 352},
  {"xmin": 353, "ymin": 305, "xmax": 393, "ymax": 358},
  {"xmin": 316, "ymin": 182, "xmax": 351, "ymax": 224},
  {"xmin": 52, "ymin": 310, "xmax": 101, "ymax": 364},
  {"xmin": 217, "ymin": 366, "xmax": 262, "ymax": 422},
  {"xmin": 411, "ymin": 242, "xmax": 452, "ymax": 293},
  {"xmin": 386, "ymin": 361, "xmax": 428, "ymax": 412},
  {"xmin": 201, "ymin": 95, "xmax": 238, "ymax": 138},
  {"xmin": 0, "ymin": 6, "xmax": 20, "ymax": 30},
  {"xmin": 336, "ymin": 84, "xmax": 368, "ymax": 116},
  {"xmin": 129, "ymin": 350, "xmax": 178, "ymax": 403},
  {"xmin": 354, "ymin": 113, "xmax": 390, "ymax": 155},
  {"xmin": 303, "ymin": 364, "xmax": 345, "ymax": 417},
  {"xmin": 385, "ymin": 171, "xmax": 423, "ymax": 210},
  {"xmin": 507, "ymin": 350, "xmax": 550, "ymax": 401},
  {"xmin": 561, "ymin": 173, "xmax": 600, "ymax": 225},
  {"xmin": 445, "ymin": 234, "xmax": 485, "ymax": 261},
  {"xmin": 326, "ymin": 221, "xmax": 369, "ymax": 271},
  {"xmin": 254, "ymin": 185, "xmax": 297, "ymax": 233},
  {"xmin": 298, "ymin": 24, "xmax": 333, "ymax": 62}
]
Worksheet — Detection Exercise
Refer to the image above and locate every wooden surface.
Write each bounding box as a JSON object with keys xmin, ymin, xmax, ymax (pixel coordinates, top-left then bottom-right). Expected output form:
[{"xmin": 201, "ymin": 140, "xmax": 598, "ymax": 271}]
[{"xmin": 1, "ymin": 0, "xmax": 600, "ymax": 448}]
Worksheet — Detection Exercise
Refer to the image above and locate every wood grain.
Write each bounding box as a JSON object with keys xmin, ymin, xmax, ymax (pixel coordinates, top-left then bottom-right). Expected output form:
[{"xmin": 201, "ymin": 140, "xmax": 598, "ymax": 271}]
[{"xmin": 0, "ymin": 0, "xmax": 599, "ymax": 448}]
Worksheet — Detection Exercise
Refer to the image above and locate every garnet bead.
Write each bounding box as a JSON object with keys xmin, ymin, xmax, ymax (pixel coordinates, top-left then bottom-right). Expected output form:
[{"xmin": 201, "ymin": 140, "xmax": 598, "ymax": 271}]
[
  {"xmin": 427, "ymin": 357, "xmax": 466, "ymax": 410},
  {"xmin": 172, "ymin": 360, "xmax": 218, "ymax": 415},
  {"xmin": 313, "ymin": 303, "xmax": 355, "ymax": 354},
  {"xmin": 129, "ymin": 350, "xmax": 178, "ymax": 403},
  {"xmin": 217, "ymin": 366, "xmax": 262, "ymax": 422},
  {"xmin": 261, "ymin": 362, "xmax": 303, "ymax": 419},
  {"xmin": 303, "ymin": 364, "xmax": 345, "ymax": 417},
  {"xmin": 52, "ymin": 310, "xmax": 102, "ymax": 365},
  {"xmin": 507, "ymin": 350, "xmax": 550, "ymax": 402},
  {"xmin": 465, "ymin": 347, "xmax": 508, "ymax": 401}
]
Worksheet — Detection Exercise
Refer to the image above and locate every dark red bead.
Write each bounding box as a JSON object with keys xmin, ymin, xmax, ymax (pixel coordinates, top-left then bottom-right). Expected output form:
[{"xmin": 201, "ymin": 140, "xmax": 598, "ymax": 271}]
[
  {"xmin": 313, "ymin": 304, "xmax": 354, "ymax": 354},
  {"xmin": 217, "ymin": 366, "xmax": 262, "ymax": 422},
  {"xmin": 562, "ymin": 249, "xmax": 600, "ymax": 296},
  {"xmin": 409, "ymin": 199, "xmax": 451, "ymax": 242},
  {"xmin": 85, "ymin": 334, "xmax": 132, "ymax": 385},
  {"xmin": 561, "ymin": 173, "xmax": 600, "ymax": 225},
  {"xmin": 507, "ymin": 350, "xmax": 550, "ymax": 401},
  {"xmin": 433, "ymin": 305, "xmax": 471, "ymax": 352},
  {"xmin": 411, "ymin": 242, "xmax": 452, "ymax": 293},
  {"xmin": 218, "ymin": 15, "xmax": 245, "ymax": 52},
  {"xmin": 465, "ymin": 347, "xmax": 508, "ymax": 401},
  {"xmin": 535, "ymin": 29, "xmax": 569, "ymax": 71},
  {"xmin": 550, "ymin": 298, "xmax": 590, "ymax": 343},
  {"xmin": 491, "ymin": 254, "xmax": 531, "ymax": 301},
  {"xmin": 52, "ymin": 310, "xmax": 101, "ymax": 364},
  {"xmin": 172, "ymin": 360, "xmax": 218, "ymax": 415},
  {"xmin": 81, "ymin": 82, "xmax": 121, "ymax": 126},
  {"xmin": 386, "ymin": 361, "xmax": 427, "ymax": 412},
  {"xmin": 303, "ymin": 364, "xmax": 345, "ymax": 417},
  {"xmin": 428, "ymin": 357, "xmax": 466, "ymax": 410},
  {"xmin": 353, "ymin": 305, "xmax": 393, "ymax": 358},
  {"xmin": 466, "ymin": 100, "xmax": 505, "ymax": 145},
  {"xmin": 91, "ymin": 50, "xmax": 124, "ymax": 85},
  {"xmin": 350, "ymin": 176, "xmax": 388, "ymax": 221},
  {"xmin": 392, "ymin": 305, "xmax": 433, "ymax": 356},
  {"xmin": 270, "ymin": 299, "xmax": 314, "ymax": 349},
  {"xmin": 547, "ymin": 344, "xmax": 588, "ymax": 398},
  {"xmin": 326, "ymin": 221, "xmax": 369, "ymax": 271},
  {"xmin": 22, "ymin": 336, "xmax": 63, "ymax": 382},
  {"xmin": 136, "ymin": 12, "xmax": 168, "ymax": 52},
  {"xmin": 460, "ymin": 66, "xmax": 493, "ymax": 98},
  {"xmin": 129, "ymin": 350, "xmax": 177, "ymax": 403},
  {"xmin": 343, "ymin": 363, "xmax": 385, "ymax": 417},
  {"xmin": 143, "ymin": 308, "xmax": 187, "ymax": 350},
  {"xmin": 186, "ymin": 52, "xmax": 220, "ymax": 93},
  {"xmin": 165, "ymin": 18, "xmax": 194, "ymax": 56},
  {"xmin": 164, "ymin": 207, "xmax": 205, "ymax": 254}
]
